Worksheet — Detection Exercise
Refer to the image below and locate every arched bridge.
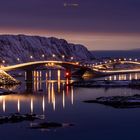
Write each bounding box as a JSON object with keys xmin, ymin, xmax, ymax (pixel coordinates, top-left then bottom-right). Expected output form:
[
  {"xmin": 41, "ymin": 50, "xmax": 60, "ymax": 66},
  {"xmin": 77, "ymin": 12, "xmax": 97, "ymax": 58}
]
[
  {"xmin": 0, "ymin": 61, "xmax": 85, "ymax": 72},
  {"xmin": 1, "ymin": 60, "xmax": 140, "ymax": 79},
  {"xmin": 0, "ymin": 61, "xmax": 92, "ymax": 80},
  {"xmin": 92, "ymin": 60, "xmax": 140, "ymax": 76}
]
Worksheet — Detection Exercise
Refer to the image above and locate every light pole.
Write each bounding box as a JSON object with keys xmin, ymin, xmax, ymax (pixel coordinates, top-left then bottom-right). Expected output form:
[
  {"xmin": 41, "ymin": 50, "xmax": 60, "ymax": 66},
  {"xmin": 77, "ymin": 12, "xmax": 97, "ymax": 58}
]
[
  {"xmin": 42, "ymin": 54, "xmax": 45, "ymax": 59},
  {"xmin": 30, "ymin": 55, "xmax": 33, "ymax": 61},
  {"xmin": 70, "ymin": 56, "xmax": 74, "ymax": 61},
  {"xmin": 62, "ymin": 55, "xmax": 65, "ymax": 61},
  {"xmin": 2, "ymin": 60, "xmax": 5, "ymax": 64},
  {"xmin": 17, "ymin": 58, "xmax": 20, "ymax": 62},
  {"xmin": 52, "ymin": 54, "xmax": 56, "ymax": 60}
]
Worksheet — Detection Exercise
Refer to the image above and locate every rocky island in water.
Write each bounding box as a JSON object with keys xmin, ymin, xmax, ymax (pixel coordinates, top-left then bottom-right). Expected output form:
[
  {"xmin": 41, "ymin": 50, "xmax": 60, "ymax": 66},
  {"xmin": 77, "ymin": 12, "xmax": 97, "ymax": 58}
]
[{"xmin": 84, "ymin": 94, "xmax": 140, "ymax": 108}]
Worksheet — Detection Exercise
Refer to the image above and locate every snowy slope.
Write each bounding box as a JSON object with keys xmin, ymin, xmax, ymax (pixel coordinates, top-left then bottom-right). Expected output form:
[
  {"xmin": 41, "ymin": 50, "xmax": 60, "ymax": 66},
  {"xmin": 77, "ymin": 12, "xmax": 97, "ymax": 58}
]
[{"xmin": 0, "ymin": 35, "xmax": 93, "ymax": 65}]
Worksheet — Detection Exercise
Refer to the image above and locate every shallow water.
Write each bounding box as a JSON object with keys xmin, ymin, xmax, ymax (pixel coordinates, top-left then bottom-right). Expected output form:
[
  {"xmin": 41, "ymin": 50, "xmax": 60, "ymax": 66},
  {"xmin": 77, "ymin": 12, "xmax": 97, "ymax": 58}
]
[{"xmin": 0, "ymin": 70, "xmax": 140, "ymax": 140}]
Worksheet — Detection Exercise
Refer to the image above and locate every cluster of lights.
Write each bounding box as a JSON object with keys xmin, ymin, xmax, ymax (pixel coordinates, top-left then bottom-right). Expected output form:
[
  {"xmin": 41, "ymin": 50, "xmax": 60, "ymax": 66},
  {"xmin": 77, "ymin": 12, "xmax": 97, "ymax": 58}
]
[
  {"xmin": 90, "ymin": 58, "xmax": 139, "ymax": 68},
  {"xmin": 2, "ymin": 55, "xmax": 139, "ymax": 69},
  {"xmin": 13, "ymin": 54, "xmax": 76, "ymax": 63},
  {"xmin": 51, "ymin": 54, "xmax": 74, "ymax": 61}
]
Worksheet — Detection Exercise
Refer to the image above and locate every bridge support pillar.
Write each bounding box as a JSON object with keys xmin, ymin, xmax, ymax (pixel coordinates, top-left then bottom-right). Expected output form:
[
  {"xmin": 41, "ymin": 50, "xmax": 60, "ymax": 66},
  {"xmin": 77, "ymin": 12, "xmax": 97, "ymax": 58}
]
[
  {"xmin": 25, "ymin": 70, "xmax": 33, "ymax": 93},
  {"xmin": 26, "ymin": 70, "xmax": 33, "ymax": 82}
]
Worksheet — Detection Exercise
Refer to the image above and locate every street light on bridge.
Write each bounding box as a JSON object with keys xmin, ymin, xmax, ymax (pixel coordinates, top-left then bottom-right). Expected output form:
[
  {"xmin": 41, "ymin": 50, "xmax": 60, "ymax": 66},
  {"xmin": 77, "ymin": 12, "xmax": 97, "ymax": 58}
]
[
  {"xmin": 42, "ymin": 54, "xmax": 45, "ymax": 58},
  {"xmin": 30, "ymin": 55, "xmax": 33, "ymax": 59},
  {"xmin": 70, "ymin": 56, "xmax": 74, "ymax": 61},
  {"xmin": 52, "ymin": 54, "xmax": 56, "ymax": 58},
  {"xmin": 75, "ymin": 62, "xmax": 79, "ymax": 65},
  {"xmin": 2, "ymin": 60, "xmax": 5, "ymax": 64},
  {"xmin": 135, "ymin": 58, "xmax": 138, "ymax": 62},
  {"xmin": 17, "ymin": 58, "xmax": 20, "ymax": 61},
  {"xmin": 62, "ymin": 55, "xmax": 65, "ymax": 60},
  {"xmin": 52, "ymin": 54, "xmax": 56, "ymax": 60}
]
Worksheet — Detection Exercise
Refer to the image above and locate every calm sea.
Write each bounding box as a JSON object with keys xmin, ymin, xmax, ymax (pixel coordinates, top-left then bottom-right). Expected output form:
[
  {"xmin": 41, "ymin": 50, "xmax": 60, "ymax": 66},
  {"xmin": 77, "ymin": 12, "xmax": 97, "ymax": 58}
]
[{"xmin": 0, "ymin": 69, "xmax": 140, "ymax": 140}]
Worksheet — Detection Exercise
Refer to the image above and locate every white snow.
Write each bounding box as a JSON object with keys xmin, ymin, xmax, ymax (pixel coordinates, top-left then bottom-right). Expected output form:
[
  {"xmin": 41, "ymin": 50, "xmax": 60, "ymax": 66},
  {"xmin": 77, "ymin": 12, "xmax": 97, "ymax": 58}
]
[{"xmin": 0, "ymin": 35, "xmax": 92, "ymax": 65}]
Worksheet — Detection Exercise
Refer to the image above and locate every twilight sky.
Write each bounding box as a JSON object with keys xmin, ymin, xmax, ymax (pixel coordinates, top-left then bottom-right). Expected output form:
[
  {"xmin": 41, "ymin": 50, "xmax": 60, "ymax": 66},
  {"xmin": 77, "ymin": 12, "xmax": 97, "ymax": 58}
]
[{"xmin": 0, "ymin": 0, "xmax": 140, "ymax": 50}]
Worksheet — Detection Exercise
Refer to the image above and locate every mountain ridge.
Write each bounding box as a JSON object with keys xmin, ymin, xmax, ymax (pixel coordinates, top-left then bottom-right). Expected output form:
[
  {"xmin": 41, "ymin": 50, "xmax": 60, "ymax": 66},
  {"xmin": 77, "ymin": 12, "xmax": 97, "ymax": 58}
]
[{"xmin": 0, "ymin": 34, "xmax": 93, "ymax": 65}]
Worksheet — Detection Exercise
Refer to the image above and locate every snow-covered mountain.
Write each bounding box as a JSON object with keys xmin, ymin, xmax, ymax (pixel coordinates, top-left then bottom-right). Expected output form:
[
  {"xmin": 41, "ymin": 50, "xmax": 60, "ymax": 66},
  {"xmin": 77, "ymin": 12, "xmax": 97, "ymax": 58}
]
[{"xmin": 0, "ymin": 34, "xmax": 93, "ymax": 65}]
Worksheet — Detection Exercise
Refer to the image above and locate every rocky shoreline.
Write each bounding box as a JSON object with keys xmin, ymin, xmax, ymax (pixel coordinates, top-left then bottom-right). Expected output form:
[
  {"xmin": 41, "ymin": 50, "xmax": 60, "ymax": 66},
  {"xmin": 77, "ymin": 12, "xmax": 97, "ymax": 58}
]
[
  {"xmin": 30, "ymin": 122, "xmax": 74, "ymax": 130},
  {"xmin": 0, "ymin": 70, "xmax": 20, "ymax": 86},
  {"xmin": 72, "ymin": 79, "xmax": 140, "ymax": 88},
  {"xmin": 84, "ymin": 94, "xmax": 140, "ymax": 108},
  {"xmin": 0, "ymin": 113, "xmax": 44, "ymax": 124},
  {"xmin": 0, "ymin": 88, "xmax": 16, "ymax": 95}
]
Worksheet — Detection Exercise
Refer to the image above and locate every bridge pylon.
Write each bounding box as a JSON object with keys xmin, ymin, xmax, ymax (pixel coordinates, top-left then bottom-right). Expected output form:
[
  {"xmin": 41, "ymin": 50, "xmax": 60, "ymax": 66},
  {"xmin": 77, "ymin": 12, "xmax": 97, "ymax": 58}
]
[
  {"xmin": 26, "ymin": 70, "xmax": 33, "ymax": 82},
  {"xmin": 25, "ymin": 70, "xmax": 33, "ymax": 93}
]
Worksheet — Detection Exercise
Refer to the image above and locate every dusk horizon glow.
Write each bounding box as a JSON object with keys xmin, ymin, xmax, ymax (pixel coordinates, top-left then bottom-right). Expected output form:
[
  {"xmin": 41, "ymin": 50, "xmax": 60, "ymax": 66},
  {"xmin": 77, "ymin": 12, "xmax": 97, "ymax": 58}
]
[{"xmin": 0, "ymin": 0, "xmax": 140, "ymax": 50}]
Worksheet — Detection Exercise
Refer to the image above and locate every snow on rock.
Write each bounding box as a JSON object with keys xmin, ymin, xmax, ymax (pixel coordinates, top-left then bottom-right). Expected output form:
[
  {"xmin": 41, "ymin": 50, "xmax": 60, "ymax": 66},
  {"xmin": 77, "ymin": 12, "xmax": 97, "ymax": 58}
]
[
  {"xmin": 0, "ymin": 35, "xmax": 93, "ymax": 65},
  {"xmin": 0, "ymin": 70, "xmax": 20, "ymax": 85}
]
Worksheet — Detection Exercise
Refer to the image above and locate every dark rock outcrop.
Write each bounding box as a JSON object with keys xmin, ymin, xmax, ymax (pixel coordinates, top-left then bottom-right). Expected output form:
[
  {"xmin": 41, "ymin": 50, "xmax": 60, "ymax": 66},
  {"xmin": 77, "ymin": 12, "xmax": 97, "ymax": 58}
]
[
  {"xmin": 0, "ymin": 113, "xmax": 43, "ymax": 124},
  {"xmin": 84, "ymin": 94, "xmax": 140, "ymax": 108},
  {"xmin": 30, "ymin": 122, "xmax": 74, "ymax": 130},
  {"xmin": 0, "ymin": 70, "xmax": 20, "ymax": 85}
]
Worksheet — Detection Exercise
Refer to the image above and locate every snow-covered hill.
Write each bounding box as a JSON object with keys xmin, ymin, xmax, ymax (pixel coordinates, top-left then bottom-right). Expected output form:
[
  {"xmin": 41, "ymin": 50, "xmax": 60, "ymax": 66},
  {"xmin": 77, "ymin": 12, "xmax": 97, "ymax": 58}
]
[{"xmin": 0, "ymin": 35, "xmax": 93, "ymax": 65}]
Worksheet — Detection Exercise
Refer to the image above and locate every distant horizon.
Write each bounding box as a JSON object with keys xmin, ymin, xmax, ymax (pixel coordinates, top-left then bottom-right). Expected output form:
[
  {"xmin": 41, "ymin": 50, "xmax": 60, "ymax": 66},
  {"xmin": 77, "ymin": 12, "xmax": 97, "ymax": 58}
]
[
  {"xmin": 0, "ymin": 0, "xmax": 140, "ymax": 50},
  {"xmin": 0, "ymin": 32, "xmax": 140, "ymax": 51}
]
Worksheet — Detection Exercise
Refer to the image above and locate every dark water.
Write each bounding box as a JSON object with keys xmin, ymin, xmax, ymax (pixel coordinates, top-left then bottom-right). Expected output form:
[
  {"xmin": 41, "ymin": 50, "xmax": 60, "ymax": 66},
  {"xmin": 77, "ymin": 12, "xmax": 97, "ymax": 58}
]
[{"xmin": 0, "ymin": 70, "xmax": 140, "ymax": 140}]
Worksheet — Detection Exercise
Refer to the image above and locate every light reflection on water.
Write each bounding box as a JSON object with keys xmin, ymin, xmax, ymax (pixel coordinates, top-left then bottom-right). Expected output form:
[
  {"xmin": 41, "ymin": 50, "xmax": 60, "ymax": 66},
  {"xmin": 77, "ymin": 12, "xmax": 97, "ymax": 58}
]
[
  {"xmin": 104, "ymin": 73, "xmax": 140, "ymax": 81},
  {"xmin": 0, "ymin": 70, "xmax": 140, "ymax": 115},
  {"xmin": 0, "ymin": 70, "xmax": 75, "ymax": 114},
  {"xmin": 0, "ymin": 70, "xmax": 140, "ymax": 140},
  {"xmin": 0, "ymin": 85, "xmax": 74, "ymax": 114}
]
